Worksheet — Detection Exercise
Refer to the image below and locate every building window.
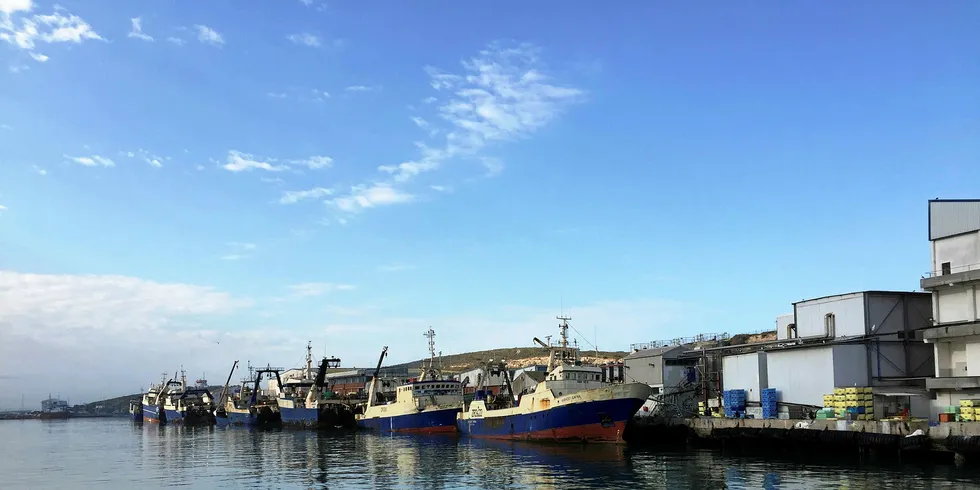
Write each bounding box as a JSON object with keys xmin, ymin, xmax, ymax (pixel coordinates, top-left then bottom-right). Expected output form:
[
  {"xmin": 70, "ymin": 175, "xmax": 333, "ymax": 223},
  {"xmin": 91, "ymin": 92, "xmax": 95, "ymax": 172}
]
[
  {"xmin": 942, "ymin": 262, "xmax": 951, "ymax": 275},
  {"xmin": 825, "ymin": 313, "xmax": 836, "ymax": 338},
  {"xmin": 787, "ymin": 323, "xmax": 797, "ymax": 339}
]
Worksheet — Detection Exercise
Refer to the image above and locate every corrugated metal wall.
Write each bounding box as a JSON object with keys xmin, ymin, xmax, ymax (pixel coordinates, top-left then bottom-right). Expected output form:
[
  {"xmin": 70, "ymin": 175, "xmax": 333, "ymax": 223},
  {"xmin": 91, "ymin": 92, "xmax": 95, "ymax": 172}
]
[
  {"xmin": 722, "ymin": 352, "xmax": 768, "ymax": 402},
  {"xmin": 930, "ymin": 200, "xmax": 980, "ymax": 240},
  {"xmin": 624, "ymin": 355, "xmax": 663, "ymax": 386},
  {"xmin": 766, "ymin": 347, "xmax": 835, "ymax": 407}
]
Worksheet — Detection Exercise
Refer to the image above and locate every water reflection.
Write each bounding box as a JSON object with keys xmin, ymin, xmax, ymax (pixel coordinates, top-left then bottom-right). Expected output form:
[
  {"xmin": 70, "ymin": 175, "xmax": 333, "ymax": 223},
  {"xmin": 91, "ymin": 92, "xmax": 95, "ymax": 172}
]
[{"xmin": 3, "ymin": 419, "xmax": 980, "ymax": 489}]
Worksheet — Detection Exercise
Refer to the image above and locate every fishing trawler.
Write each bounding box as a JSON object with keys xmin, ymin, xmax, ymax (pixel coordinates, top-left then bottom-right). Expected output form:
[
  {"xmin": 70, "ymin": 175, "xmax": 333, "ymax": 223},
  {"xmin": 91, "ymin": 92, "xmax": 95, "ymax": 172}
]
[
  {"xmin": 128, "ymin": 398, "xmax": 142, "ymax": 423},
  {"xmin": 456, "ymin": 316, "xmax": 652, "ymax": 443},
  {"xmin": 276, "ymin": 342, "xmax": 355, "ymax": 429},
  {"xmin": 142, "ymin": 377, "xmax": 177, "ymax": 424},
  {"xmin": 40, "ymin": 395, "xmax": 70, "ymax": 420},
  {"xmin": 214, "ymin": 362, "xmax": 283, "ymax": 428},
  {"xmin": 162, "ymin": 370, "xmax": 216, "ymax": 426},
  {"xmin": 357, "ymin": 328, "xmax": 464, "ymax": 433}
]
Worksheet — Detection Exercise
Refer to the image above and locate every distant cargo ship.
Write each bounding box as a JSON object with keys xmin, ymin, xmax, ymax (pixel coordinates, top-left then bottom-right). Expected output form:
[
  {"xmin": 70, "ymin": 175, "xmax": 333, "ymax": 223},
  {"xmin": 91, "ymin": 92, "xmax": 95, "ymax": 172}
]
[
  {"xmin": 357, "ymin": 328, "xmax": 464, "ymax": 433},
  {"xmin": 40, "ymin": 395, "xmax": 70, "ymax": 420},
  {"xmin": 457, "ymin": 317, "xmax": 652, "ymax": 443}
]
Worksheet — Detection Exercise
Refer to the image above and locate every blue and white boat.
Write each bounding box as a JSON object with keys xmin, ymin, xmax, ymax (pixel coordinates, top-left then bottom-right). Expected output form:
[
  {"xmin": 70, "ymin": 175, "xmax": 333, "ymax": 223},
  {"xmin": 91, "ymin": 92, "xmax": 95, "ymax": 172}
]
[
  {"xmin": 214, "ymin": 362, "xmax": 283, "ymax": 428},
  {"xmin": 141, "ymin": 378, "xmax": 176, "ymax": 424},
  {"xmin": 356, "ymin": 328, "xmax": 464, "ymax": 434},
  {"xmin": 162, "ymin": 371, "xmax": 216, "ymax": 426},
  {"xmin": 457, "ymin": 317, "xmax": 653, "ymax": 443},
  {"xmin": 276, "ymin": 343, "xmax": 355, "ymax": 429}
]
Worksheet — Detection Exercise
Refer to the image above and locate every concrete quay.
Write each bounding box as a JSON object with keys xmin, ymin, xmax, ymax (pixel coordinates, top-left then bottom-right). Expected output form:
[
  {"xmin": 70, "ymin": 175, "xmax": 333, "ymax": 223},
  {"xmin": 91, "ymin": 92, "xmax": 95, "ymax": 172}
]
[{"xmin": 627, "ymin": 417, "xmax": 980, "ymax": 462}]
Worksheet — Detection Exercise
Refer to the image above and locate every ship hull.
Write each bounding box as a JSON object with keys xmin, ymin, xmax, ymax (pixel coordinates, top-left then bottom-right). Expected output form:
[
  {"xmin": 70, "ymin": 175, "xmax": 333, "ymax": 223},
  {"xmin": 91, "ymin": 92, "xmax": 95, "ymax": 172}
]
[
  {"xmin": 142, "ymin": 404, "xmax": 166, "ymax": 424},
  {"xmin": 357, "ymin": 406, "xmax": 461, "ymax": 434},
  {"xmin": 457, "ymin": 396, "xmax": 643, "ymax": 443},
  {"xmin": 279, "ymin": 406, "xmax": 318, "ymax": 427},
  {"xmin": 38, "ymin": 411, "xmax": 70, "ymax": 420},
  {"xmin": 215, "ymin": 406, "xmax": 281, "ymax": 428}
]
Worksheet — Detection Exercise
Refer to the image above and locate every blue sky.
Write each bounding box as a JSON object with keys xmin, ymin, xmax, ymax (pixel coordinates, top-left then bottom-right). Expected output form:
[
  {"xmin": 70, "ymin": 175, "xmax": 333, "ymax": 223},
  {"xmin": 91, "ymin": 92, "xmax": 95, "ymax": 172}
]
[{"xmin": 1, "ymin": 1, "xmax": 978, "ymax": 405}]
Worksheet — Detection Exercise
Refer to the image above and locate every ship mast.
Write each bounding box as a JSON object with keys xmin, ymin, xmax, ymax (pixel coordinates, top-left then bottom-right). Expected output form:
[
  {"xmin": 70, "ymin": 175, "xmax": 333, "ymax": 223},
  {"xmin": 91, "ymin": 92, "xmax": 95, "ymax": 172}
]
[
  {"xmin": 420, "ymin": 327, "xmax": 439, "ymax": 381},
  {"xmin": 305, "ymin": 340, "xmax": 313, "ymax": 379}
]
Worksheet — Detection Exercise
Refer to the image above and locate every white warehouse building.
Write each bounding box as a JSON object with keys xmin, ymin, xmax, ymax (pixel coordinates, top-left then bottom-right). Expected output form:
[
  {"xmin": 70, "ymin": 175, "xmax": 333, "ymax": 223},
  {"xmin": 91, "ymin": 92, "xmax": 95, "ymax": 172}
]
[
  {"xmin": 919, "ymin": 199, "xmax": 980, "ymax": 420},
  {"xmin": 724, "ymin": 291, "xmax": 934, "ymax": 414}
]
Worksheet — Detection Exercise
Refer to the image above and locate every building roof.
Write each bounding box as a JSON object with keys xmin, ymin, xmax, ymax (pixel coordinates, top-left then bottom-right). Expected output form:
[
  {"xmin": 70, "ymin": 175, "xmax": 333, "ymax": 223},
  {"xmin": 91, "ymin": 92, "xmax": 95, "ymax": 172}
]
[
  {"xmin": 515, "ymin": 371, "xmax": 546, "ymax": 383},
  {"xmin": 625, "ymin": 345, "xmax": 685, "ymax": 360},
  {"xmin": 791, "ymin": 290, "xmax": 930, "ymax": 306},
  {"xmin": 929, "ymin": 199, "xmax": 980, "ymax": 241}
]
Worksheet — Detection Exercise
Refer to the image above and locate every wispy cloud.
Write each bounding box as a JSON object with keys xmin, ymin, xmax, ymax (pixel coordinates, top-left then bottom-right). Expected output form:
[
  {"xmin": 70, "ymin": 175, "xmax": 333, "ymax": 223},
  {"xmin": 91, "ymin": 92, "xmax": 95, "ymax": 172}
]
[
  {"xmin": 32, "ymin": 165, "xmax": 47, "ymax": 176},
  {"xmin": 8, "ymin": 64, "xmax": 27, "ymax": 73},
  {"xmin": 65, "ymin": 154, "xmax": 114, "ymax": 167},
  {"xmin": 378, "ymin": 263, "xmax": 416, "ymax": 272},
  {"xmin": 411, "ymin": 116, "xmax": 429, "ymax": 128},
  {"xmin": 221, "ymin": 241, "xmax": 256, "ymax": 261},
  {"xmin": 222, "ymin": 150, "xmax": 287, "ymax": 172},
  {"xmin": 123, "ymin": 149, "xmax": 164, "ymax": 167},
  {"xmin": 0, "ymin": 124, "xmax": 12, "ymax": 130},
  {"xmin": 0, "ymin": 5, "xmax": 103, "ymax": 54},
  {"xmin": 310, "ymin": 89, "xmax": 330, "ymax": 102},
  {"xmin": 0, "ymin": 204, "xmax": 7, "ymax": 212},
  {"xmin": 345, "ymin": 85, "xmax": 377, "ymax": 92},
  {"xmin": 193, "ymin": 24, "xmax": 223, "ymax": 46},
  {"xmin": 166, "ymin": 37, "xmax": 185, "ymax": 46},
  {"xmin": 279, "ymin": 187, "xmax": 333, "ymax": 204},
  {"xmin": 375, "ymin": 42, "xmax": 582, "ymax": 183},
  {"xmin": 480, "ymin": 157, "xmax": 503, "ymax": 178},
  {"xmin": 292, "ymin": 155, "xmax": 332, "ymax": 169},
  {"xmin": 288, "ymin": 282, "xmax": 355, "ymax": 297},
  {"xmin": 29, "ymin": 52, "xmax": 47, "ymax": 62},
  {"xmin": 127, "ymin": 17, "xmax": 153, "ymax": 42},
  {"xmin": 429, "ymin": 185, "xmax": 452, "ymax": 193},
  {"xmin": 328, "ymin": 183, "xmax": 414, "ymax": 212},
  {"xmin": 267, "ymin": 92, "xmax": 287, "ymax": 99},
  {"xmin": 287, "ymin": 32, "xmax": 320, "ymax": 47}
]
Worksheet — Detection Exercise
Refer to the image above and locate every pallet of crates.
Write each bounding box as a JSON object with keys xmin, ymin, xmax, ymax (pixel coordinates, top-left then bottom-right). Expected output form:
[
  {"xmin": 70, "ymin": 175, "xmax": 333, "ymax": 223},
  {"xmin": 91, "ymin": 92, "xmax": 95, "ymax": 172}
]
[
  {"xmin": 960, "ymin": 399, "xmax": 980, "ymax": 422},
  {"xmin": 723, "ymin": 389, "xmax": 746, "ymax": 418},
  {"xmin": 761, "ymin": 388, "xmax": 778, "ymax": 419}
]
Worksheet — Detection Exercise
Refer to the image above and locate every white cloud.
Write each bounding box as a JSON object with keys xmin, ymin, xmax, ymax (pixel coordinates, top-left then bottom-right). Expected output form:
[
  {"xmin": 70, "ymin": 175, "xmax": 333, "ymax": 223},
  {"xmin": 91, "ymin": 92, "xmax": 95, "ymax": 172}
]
[
  {"xmin": 127, "ymin": 17, "xmax": 153, "ymax": 42},
  {"xmin": 193, "ymin": 24, "xmax": 223, "ymax": 46},
  {"xmin": 260, "ymin": 176, "xmax": 284, "ymax": 184},
  {"xmin": 0, "ymin": 124, "xmax": 11, "ymax": 130},
  {"xmin": 279, "ymin": 187, "xmax": 333, "ymax": 204},
  {"xmin": 429, "ymin": 185, "xmax": 452, "ymax": 193},
  {"xmin": 0, "ymin": 204, "xmax": 6, "ymax": 211},
  {"xmin": 65, "ymin": 154, "xmax": 114, "ymax": 167},
  {"xmin": 32, "ymin": 164, "xmax": 46, "ymax": 176},
  {"xmin": 377, "ymin": 42, "xmax": 582, "ymax": 182},
  {"xmin": 0, "ymin": 6, "xmax": 102, "ymax": 53},
  {"xmin": 8, "ymin": 64, "xmax": 27, "ymax": 73},
  {"xmin": 329, "ymin": 183, "xmax": 414, "ymax": 212},
  {"xmin": 195, "ymin": 164, "xmax": 205, "ymax": 171},
  {"xmin": 0, "ymin": 0, "xmax": 32, "ymax": 15},
  {"xmin": 287, "ymin": 32, "xmax": 320, "ymax": 47},
  {"xmin": 288, "ymin": 282, "xmax": 355, "ymax": 297},
  {"xmin": 310, "ymin": 89, "xmax": 330, "ymax": 102},
  {"xmin": 411, "ymin": 116, "xmax": 429, "ymax": 128},
  {"xmin": 221, "ymin": 241, "xmax": 256, "ymax": 260},
  {"xmin": 480, "ymin": 157, "xmax": 503, "ymax": 178},
  {"xmin": 166, "ymin": 37, "xmax": 185, "ymax": 46},
  {"xmin": 28, "ymin": 51, "xmax": 46, "ymax": 62},
  {"xmin": 222, "ymin": 150, "xmax": 287, "ymax": 172},
  {"xmin": 124, "ymin": 149, "xmax": 164, "ymax": 167},
  {"xmin": 298, "ymin": 0, "xmax": 313, "ymax": 5},
  {"xmin": 0, "ymin": 269, "xmax": 264, "ymax": 406},
  {"xmin": 267, "ymin": 92, "xmax": 287, "ymax": 99},
  {"xmin": 422, "ymin": 96, "xmax": 437, "ymax": 104},
  {"xmin": 377, "ymin": 263, "xmax": 416, "ymax": 272},
  {"xmin": 345, "ymin": 85, "xmax": 376, "ymax": 92},
  {"xmin": 293, "ymin": 155, "xmax": 332, "ymax": 169}
]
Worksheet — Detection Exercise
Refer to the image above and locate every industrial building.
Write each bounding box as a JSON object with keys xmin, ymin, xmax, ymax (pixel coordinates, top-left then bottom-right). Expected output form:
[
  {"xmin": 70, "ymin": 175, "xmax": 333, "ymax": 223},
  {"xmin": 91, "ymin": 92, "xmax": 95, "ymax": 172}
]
[
  {"xmin": 624, "ymin": 345, "xmax": 689, "ymax": 395},
  {"xmin": 919, "ymin": 199, "xmax": 980, "ymax": 420},
  {"xmin": 722, "ymin": 291, "xmax": 935, "ymax": 417}
]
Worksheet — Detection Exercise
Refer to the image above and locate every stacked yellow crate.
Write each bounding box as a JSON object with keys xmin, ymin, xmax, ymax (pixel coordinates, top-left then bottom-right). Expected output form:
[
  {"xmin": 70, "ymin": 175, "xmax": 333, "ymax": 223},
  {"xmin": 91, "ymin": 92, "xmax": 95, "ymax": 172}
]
[
  {"xmin": 960, "ymin": 400, "xmax": 979, "ymax": 422},
  {"xmin": 698, "ymin": 401, "xmax": 706, "ymax": 416},
  {"xmin": 832, "ymin": 386, "xmax": 874, "ymax": 420}
]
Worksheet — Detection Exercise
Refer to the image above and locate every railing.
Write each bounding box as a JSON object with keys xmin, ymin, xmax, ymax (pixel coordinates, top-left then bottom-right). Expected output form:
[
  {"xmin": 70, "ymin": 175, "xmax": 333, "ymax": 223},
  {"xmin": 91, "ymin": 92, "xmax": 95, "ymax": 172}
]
[
  {"xmin": 630, "ymin": 332, "xmax": 730, "ymax": 352},
  {"xmin": 923, "ymin": 262, "xmax": 980, "ymax": 278}
]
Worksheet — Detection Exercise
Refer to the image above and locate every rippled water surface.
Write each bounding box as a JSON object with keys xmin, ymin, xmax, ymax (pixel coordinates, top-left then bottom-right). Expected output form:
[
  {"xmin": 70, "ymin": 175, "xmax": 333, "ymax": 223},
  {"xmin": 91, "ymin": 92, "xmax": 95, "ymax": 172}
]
[{"xmin": 2, "ymin": 418, "xmax": 980, "ymax": 489}]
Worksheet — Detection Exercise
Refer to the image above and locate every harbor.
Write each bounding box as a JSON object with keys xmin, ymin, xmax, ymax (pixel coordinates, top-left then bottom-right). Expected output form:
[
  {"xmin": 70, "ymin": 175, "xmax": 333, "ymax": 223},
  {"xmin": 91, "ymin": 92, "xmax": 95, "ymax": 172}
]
[{"xmin": 80, "ymin": 198, "xmax": 978, "ymax": 467}]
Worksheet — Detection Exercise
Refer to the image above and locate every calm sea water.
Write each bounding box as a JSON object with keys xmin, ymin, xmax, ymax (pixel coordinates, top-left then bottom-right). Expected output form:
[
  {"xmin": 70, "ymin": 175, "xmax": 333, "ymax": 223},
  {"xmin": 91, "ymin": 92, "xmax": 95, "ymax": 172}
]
[{"xmin": 2, "ymin": 418, "xmax": 979, "ymax": 489}]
